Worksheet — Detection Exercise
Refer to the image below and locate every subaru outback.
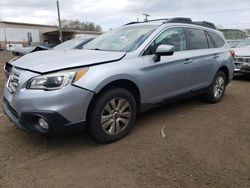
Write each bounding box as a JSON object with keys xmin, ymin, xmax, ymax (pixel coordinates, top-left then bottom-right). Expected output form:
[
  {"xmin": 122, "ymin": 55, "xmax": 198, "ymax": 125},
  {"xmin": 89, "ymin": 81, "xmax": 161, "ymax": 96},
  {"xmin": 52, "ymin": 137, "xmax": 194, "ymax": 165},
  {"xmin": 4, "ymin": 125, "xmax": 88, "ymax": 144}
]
[{"xmin": 3, "ymin": 18, "xmax": 234, "ymax": 143}]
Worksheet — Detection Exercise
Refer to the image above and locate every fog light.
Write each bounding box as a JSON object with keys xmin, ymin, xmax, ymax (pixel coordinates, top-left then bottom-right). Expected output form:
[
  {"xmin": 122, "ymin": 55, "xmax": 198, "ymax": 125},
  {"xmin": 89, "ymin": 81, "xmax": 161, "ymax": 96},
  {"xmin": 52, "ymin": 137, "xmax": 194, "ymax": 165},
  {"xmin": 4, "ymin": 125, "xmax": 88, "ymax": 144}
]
[{"xmin": 38, "ymin": 118, "xmax": 49, "ymax": 129}]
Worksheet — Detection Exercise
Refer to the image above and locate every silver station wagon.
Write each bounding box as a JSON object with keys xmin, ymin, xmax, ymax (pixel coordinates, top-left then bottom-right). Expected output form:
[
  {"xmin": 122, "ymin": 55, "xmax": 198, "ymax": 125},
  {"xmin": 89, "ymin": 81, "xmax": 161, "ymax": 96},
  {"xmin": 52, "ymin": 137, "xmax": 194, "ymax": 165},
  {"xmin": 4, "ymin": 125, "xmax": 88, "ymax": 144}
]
[{"xmin": 3, "ymin": 18, "xmax": 234, "ymax": 143}]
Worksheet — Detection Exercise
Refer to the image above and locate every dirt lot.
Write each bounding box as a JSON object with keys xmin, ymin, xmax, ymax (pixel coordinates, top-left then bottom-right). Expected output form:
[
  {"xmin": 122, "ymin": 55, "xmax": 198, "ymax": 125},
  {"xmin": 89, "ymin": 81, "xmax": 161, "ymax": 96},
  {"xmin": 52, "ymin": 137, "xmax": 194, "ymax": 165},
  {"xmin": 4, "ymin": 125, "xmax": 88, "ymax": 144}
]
[{"xmin": 0, "ymin": 51, "xmax": 249, "ymax": 188}]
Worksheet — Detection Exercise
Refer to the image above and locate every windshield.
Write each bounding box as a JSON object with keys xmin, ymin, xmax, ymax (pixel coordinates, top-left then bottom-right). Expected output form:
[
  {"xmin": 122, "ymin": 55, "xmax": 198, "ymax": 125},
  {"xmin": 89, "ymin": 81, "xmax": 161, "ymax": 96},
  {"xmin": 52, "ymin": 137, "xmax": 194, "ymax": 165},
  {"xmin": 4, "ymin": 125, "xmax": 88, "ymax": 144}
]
[
  {"xmin": 237, "ymin": 38, "xmax": 250, "ymax": 48},
  {"xmin": 53, "ymin": 38, "xmax": 87, "ymax": 50},
  {"xmin": 227, "ymin": 40, "xmax": 241, "ymax": 48},
  {"xmin": 84, "ymin": 25, "xmax": 157, "ymax": 52}
]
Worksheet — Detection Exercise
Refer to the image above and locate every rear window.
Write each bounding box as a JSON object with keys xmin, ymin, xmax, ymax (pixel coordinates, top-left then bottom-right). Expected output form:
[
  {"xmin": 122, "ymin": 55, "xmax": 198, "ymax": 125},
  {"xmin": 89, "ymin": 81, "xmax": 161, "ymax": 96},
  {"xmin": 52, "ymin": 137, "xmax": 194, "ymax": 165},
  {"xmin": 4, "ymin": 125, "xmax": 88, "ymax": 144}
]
[
  {"xmin": 187, "ymin": 28, "xmax": 208, "ymax": 50},
  {"xmin": 208, "ymin": 32, "xmax": 225, "ymax": 48},
  {"xmin": 206, "ymin": 32, "xmax": 215, "ymax": 48}
]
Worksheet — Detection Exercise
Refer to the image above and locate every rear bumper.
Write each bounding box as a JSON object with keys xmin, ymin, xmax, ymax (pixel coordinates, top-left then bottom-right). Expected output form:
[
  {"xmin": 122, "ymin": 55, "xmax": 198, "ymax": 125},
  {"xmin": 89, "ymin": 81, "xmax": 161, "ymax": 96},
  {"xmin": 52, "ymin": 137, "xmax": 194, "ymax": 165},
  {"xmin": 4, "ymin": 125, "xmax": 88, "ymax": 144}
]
[{"xmin": 3, "ymin": 98, "xmax": 86, "ymax": 134}]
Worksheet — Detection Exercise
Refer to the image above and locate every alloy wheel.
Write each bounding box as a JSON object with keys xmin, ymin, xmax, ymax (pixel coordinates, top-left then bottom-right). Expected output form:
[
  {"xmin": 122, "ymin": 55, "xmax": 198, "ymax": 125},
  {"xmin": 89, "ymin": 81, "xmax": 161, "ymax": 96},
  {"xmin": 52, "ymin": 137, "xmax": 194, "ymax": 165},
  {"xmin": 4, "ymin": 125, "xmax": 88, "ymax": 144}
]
[
  {"xmin": 213, "ymin": 76, "xmax": 225, "ymax": 99},
  {"xmin": 101, "ymin": 98, "xmax": 131, "ymax": 135}
]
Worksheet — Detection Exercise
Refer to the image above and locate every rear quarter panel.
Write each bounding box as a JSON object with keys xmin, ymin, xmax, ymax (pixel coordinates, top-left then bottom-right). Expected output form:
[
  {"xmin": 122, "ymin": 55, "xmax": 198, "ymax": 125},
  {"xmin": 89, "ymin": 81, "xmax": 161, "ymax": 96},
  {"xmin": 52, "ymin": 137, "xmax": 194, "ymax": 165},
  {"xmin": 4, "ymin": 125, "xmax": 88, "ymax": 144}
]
[{"xmin": 216, "ymin": 48, "xmax": 234, "ymax": 82}]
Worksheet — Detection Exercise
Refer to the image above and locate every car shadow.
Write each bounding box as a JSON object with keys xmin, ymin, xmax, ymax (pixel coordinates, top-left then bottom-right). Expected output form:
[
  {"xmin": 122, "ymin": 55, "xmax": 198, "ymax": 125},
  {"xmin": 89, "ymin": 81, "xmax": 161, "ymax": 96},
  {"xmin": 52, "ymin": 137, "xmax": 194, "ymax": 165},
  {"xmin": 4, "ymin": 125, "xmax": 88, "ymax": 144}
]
[
  {"xmin": 22, "ymin": 96, "xmax": 205, "ymax": 149},
  {"xmin": 134, "ymin": 96, "xmax": 205, "ymax": 130},
  {"xmin": 233, "ymin": 73, "xmax": 250, "ymax": 82}
]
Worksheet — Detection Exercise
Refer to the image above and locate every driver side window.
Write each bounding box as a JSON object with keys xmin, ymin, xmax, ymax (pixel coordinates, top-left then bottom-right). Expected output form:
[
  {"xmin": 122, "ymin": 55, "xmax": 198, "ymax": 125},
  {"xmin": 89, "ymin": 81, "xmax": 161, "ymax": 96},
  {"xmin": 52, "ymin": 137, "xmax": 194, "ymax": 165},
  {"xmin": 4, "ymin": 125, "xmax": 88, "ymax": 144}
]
[{"xmin": 143, "ymin": 27, "xmax": 187, "ymax": 55}]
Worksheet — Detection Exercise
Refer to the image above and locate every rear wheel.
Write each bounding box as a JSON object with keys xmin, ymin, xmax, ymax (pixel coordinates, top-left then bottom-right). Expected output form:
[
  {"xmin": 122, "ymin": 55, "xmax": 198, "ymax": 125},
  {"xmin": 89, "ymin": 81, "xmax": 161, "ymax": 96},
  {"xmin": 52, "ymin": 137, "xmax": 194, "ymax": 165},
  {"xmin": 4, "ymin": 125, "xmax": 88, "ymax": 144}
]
[
  {"xmin": 88, "ymin": 88, "xmax": 137, "ymax": 143},
  {"xmin": 205, "ymin": 71, "xmax": 226, "ymax": 103}
]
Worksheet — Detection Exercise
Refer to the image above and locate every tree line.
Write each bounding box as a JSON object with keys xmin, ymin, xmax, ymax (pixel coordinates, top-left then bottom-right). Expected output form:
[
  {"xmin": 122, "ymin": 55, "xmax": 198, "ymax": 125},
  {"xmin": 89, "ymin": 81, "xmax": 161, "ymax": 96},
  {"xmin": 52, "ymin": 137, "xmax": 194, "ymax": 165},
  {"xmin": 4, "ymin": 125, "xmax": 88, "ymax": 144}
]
[{"xmin": 61, "ymin": 19, "xmax": 102, "ymax": 32}]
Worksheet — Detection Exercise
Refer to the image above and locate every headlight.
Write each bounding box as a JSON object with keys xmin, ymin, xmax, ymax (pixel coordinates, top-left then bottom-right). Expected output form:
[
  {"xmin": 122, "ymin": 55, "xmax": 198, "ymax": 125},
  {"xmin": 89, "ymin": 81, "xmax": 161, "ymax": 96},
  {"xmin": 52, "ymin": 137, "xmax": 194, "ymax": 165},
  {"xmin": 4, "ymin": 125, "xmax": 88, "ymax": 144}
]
[{"xmin": 27, "ymin": 68, "xmax": 88, "ymax": 90}]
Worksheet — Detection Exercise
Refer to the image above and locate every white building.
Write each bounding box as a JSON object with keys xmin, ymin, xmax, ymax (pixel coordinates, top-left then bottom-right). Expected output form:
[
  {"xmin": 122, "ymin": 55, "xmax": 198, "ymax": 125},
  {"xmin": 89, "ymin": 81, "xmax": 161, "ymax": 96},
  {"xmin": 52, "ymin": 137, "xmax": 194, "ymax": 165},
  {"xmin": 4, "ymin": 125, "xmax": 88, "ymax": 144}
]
[
  {"xmin": 0, "ymin": 21, "xmax": 102, "ymax": 50},
  {"xmin": 0, "ymin": 21, "xmax": 58, "ymax": 50}
]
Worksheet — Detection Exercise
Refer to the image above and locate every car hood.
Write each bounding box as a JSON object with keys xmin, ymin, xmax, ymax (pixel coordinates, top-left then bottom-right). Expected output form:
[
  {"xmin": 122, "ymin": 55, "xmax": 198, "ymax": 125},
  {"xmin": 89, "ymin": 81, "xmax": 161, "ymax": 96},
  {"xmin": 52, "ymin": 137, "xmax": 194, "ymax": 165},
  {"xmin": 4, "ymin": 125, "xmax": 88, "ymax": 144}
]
[
  {"xmin": 234, "ymin": 46, "xmax": 250, "ymax": 57},
  {"xmin": 11, "ymin": 49, "xmax": 126, "ymax": 73}
]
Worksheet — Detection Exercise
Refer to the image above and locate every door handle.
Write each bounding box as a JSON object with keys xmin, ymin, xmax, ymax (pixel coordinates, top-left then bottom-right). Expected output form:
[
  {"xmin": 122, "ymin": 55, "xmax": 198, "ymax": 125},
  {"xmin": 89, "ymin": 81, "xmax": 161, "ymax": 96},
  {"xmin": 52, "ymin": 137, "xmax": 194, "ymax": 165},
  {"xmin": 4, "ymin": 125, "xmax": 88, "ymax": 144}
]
[
  {"xmin": 214, "ymin": 54, "xmax": 220, "ymax": 58},
  {"xmin": 184, "ymin": 59, "xmax": 192, "ymax": 64}
]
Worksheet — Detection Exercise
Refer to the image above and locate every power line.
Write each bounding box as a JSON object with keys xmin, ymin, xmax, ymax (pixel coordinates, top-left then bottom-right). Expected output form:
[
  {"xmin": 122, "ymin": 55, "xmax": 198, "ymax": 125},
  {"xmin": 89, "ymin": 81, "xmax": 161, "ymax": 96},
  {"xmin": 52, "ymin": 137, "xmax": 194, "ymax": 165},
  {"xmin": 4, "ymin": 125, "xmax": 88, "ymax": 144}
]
[
  {"xmin": 220, "ymin": 23, "xmax": 250, "ymax": 25},
  {"xmin": 189, "ymin": 8, "xmax": 250, "ymax": 14},
  {"xmin": 166, "ymin": 8, "xmax": 250, "ymax": 14},
  {"xmin": 218, "ymin": 22, "xmax": 250, "ymax": 28}
]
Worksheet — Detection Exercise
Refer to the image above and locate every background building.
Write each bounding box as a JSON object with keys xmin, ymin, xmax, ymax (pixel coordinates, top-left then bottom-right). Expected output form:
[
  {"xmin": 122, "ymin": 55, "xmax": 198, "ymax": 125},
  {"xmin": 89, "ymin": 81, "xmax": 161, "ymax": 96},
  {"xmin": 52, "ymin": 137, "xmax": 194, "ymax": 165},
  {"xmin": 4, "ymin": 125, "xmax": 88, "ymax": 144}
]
[
  {"xmin": 245, "ymin": 29, "xmax": 250, "ymax": 37},
  {"xmin": 219, "ymin": 29, "xmax": 247, "ymax": 40},
  {"xmin": 0, "ymin": 21, "xmax": 102, "ymax": 50}
]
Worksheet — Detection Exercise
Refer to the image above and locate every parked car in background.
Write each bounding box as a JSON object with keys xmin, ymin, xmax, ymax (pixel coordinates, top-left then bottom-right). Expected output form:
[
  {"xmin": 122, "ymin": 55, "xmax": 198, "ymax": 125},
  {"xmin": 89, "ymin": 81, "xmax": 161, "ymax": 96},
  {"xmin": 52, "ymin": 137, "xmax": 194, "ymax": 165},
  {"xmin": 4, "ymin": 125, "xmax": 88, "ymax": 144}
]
[
  {"xmin": 233, "ymin": 38, "xmax": 250, "ymax": 74},
  {"xmin": 12, "ymin": 43, "xmax": 53, "ymax": 56},
  {"xmin": 53, "ymin": 37, "xmax": 94, "ymax": 50},
  {"xmin": 5, "ymin": 37, "xmax": 95, "ymax": 78},
  {"xmin": 227, "ymin": 39, "xmax": 242, "ymax": 48},
  {"xmin": 3, "ymin": 18, "xmax": 234, "ymax": 143},
  {"xmin": 12, "ymin": 37, "xmax": 94, "ymax": 56}
]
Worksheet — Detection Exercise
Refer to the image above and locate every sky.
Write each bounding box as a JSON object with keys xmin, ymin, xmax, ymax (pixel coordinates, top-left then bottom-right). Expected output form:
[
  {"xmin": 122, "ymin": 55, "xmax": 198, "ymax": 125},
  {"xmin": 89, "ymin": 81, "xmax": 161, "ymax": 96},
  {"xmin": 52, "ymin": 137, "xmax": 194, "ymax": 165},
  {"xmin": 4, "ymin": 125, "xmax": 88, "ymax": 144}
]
[{"xmin": 0, "ymin": 0, "xmax": 250, "ymax": 31}]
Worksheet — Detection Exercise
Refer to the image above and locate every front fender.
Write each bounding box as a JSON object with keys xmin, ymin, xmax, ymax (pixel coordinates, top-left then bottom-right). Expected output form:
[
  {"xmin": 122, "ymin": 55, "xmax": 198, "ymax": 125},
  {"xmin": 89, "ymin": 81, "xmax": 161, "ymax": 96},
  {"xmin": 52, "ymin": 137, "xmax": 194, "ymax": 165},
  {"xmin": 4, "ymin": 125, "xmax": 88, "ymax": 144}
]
[
  {"xmin": 73, "ymin": 61, "xmax": 147, "ymax": 102},
  {"xmin": 92, "ymin": 74, "xmax": 142, "ymax": 94}
]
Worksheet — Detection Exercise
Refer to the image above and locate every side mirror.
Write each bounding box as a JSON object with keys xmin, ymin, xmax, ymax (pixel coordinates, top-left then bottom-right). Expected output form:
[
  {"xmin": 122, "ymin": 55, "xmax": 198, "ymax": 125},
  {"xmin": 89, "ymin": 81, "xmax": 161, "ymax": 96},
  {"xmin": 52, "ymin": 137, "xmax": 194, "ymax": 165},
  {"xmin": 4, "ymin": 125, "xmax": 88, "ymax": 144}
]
[{"xmin": 153, "ymin": 44, "xmax": 175, "ymax": 62}]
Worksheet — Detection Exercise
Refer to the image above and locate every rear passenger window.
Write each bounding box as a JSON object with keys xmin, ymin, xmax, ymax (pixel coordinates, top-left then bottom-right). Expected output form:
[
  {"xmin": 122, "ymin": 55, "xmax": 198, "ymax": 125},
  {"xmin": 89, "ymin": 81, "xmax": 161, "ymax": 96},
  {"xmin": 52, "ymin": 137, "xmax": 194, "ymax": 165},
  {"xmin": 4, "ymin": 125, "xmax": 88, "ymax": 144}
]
[
  {"xmin": 208, "ymin": 32, "xmax": 225, "ymax": 48},
  {"xmin": 206, "ymin": 33, "xmax": 215, "ymax": 48},
  {"xmin": 188, "ymin": 28, "xmax": 208, "ymax": 50}
]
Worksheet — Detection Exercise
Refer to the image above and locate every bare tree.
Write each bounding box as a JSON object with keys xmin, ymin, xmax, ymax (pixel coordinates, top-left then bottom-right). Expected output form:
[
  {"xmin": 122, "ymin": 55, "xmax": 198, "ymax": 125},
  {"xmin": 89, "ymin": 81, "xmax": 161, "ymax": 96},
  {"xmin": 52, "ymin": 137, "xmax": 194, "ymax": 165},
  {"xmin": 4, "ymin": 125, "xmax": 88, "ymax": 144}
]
[{"xmin": 61, "ymin": 19, "xmax": 102, "ymax": 32}]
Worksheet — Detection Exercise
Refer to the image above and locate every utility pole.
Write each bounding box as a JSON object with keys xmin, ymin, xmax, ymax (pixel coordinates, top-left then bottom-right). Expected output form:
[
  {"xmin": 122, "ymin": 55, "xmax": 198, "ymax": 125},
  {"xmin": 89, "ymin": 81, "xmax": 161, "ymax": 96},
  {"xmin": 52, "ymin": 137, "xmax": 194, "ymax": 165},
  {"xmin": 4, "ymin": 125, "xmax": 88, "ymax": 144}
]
[
  {"xmin": 143, "ymin": 13, "xmax": 150, "ymax": 22},
  {"xmin": 56, "ymin": 0, "xmax": 63, "ymax": 43},
  {"xmin": 3, "ymin": 23, "xmax": 7, "ymax": 50}
]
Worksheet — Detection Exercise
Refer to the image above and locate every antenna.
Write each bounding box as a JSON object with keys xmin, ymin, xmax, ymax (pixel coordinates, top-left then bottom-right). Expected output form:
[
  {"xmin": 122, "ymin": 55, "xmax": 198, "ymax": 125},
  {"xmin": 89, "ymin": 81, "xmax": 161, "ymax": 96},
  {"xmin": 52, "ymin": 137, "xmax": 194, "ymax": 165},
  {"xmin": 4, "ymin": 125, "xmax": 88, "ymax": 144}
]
[{"xmin": 143, "ymin": 13, "xmax": 150, "ymax": 22}]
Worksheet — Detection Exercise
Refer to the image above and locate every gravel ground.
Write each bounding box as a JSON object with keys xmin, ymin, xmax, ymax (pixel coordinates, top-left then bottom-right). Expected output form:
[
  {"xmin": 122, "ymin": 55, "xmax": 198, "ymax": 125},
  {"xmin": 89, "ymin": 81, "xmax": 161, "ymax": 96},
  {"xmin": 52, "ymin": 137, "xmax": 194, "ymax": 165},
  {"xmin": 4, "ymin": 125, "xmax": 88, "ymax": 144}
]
[{"xmin": 0, "ymin": 51, "xmax": 249, "ymax": 188}]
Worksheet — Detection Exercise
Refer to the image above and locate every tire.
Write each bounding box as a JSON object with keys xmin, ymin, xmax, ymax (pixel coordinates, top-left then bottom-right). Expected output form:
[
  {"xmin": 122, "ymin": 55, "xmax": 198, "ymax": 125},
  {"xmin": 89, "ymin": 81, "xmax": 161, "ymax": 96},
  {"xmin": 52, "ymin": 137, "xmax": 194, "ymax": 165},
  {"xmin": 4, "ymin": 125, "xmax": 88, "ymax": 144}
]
[
  {"xmin": 204, "ymin": 71, "xmax": 226, "ymax": 103},
  {"xmin": 88, "ymin": 88, "xmax": 137, "ymax": 144}
]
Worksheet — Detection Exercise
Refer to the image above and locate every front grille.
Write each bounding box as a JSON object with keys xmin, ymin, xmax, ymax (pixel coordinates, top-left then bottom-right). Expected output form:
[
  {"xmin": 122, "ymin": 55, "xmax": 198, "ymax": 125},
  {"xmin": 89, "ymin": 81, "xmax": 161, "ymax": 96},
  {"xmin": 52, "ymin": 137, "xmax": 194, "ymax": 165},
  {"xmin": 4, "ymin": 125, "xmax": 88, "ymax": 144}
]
[
  {"xmin": 7, "ymin": 70, "xmax": 20, "ymax": 93},
  {"xmin": 242, "ymin": 65, "xmax": 250, "ymax": 71},
  {"xmin": 234, "ymin": 57, "xmax": 250, "ymax": 63}
]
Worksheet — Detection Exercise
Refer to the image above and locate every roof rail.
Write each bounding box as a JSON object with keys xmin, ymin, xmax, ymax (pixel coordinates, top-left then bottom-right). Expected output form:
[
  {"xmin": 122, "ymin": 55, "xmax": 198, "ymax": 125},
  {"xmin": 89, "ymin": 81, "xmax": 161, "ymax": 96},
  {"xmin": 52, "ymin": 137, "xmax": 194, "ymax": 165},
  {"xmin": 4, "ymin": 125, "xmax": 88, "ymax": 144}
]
[
  {"xmin": 124, "ymin": 17, "xmax": 217, "ymax": 29},
  {"xmin": 163, "ymin": 17, "xmax": 192, "ymax": 24},
  {"xmin": 124, "ymin": 22, "xmax": 140, "ymax": 25},
  {"xmin": 145, "ymin": 18, "xmax": 169, "ymax": 22},
  {"xmin": 193, "ymin": 21, "xmax": 216, "ymax": 29},
  {"xmin": 124, "ymin": 18, "xmax": 170, "ymax": 25},
  {"xmin": 125, "ymin": 17, "xmax": 192, "ymax": 25}
]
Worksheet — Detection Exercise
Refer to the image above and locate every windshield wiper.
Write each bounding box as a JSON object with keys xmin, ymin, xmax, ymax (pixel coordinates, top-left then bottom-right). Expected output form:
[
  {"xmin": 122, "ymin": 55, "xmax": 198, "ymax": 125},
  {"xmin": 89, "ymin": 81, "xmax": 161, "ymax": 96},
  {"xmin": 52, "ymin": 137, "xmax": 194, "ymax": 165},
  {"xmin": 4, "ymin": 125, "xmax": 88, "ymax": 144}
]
[
  {"xmin": 91, "ymin": 48, "xmax": 103, "ymax": 51},
  {"xmin": 87, "ymin": 48, "xmax": 122, "ymax": 52}
]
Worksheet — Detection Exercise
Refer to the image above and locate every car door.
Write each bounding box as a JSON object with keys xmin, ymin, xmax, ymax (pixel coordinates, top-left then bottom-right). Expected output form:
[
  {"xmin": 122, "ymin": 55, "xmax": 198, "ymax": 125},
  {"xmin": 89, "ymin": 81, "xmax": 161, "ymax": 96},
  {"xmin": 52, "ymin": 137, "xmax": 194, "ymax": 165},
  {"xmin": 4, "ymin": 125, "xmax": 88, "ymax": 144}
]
[
  {"xmin": 141, "ymin": 27, "xmax": 192, "ymax": 103},
  {"xmin": 186, "ymin": 28, "xmax": 218, "ymax": 90}
]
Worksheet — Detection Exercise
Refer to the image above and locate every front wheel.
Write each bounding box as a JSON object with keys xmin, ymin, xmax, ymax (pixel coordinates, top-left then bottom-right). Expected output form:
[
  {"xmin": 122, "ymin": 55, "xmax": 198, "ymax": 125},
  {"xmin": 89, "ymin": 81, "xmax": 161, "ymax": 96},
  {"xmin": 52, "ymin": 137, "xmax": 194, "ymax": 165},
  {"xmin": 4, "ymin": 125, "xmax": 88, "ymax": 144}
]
[
  {"xmin": 88, "ymin": 88, "xmax": 137, "ymax": 144},
  {"xmin": 205, "ymin": 71, "xmax": 226, "ymax": 103}
]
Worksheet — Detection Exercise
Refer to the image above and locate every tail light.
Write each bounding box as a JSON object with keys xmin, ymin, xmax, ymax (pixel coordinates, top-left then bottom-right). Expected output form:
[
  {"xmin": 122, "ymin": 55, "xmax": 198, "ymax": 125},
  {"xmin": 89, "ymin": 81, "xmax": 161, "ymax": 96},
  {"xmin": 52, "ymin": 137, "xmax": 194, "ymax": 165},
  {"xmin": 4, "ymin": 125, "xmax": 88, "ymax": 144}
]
[{"xmin": 230, "ymin": 50, "xmax": 235, "ymax": 58}]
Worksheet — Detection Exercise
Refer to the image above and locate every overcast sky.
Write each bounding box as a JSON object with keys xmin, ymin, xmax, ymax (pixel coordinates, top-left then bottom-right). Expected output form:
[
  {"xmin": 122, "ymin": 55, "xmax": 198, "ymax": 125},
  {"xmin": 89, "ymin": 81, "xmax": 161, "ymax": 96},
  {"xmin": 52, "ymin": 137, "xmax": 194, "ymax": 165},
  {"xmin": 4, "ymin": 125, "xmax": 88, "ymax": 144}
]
[{"xmin": 1, "ymin": 0, "xmax": 250, "ymax": 31}]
